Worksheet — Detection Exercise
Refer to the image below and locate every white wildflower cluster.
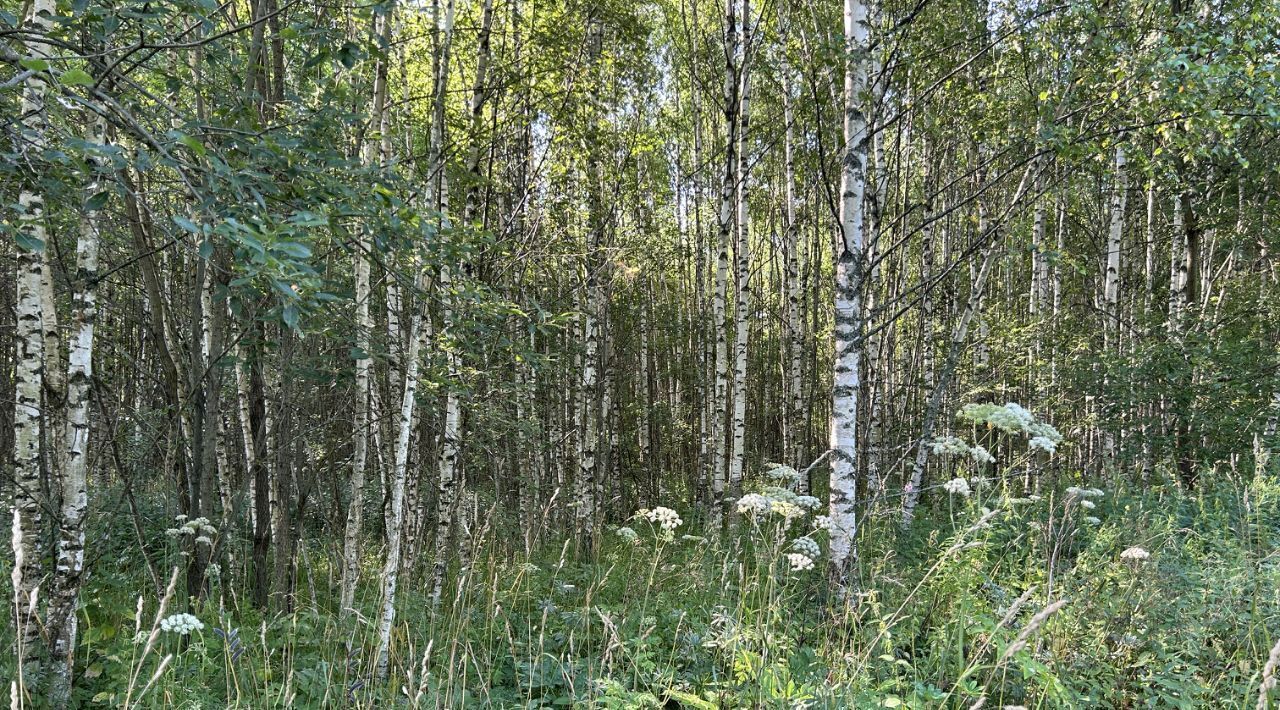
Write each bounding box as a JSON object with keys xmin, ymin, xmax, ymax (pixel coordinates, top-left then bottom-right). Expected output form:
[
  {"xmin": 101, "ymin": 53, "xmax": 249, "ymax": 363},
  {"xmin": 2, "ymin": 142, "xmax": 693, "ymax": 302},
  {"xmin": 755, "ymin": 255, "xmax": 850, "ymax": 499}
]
[
  {"xmin": 736, "ymin": 487, "xmax": 820, "ymax": 524},
  {"xmin": 1083, "ymin": 516, "xmax": 1101, "ymax": 525},
  {"xmin": 969, "ymin": 446, "xmax": 995, "ymax": 465},
  {"xmin": 794, "ymin": 495, "xmax": 822, "ymax": 510},
  {"xmin": 942, "ymin": 477, "xmax": 972, "ymax": 497},
  {"xmin": 770, "ymin": 500, "xmax": 804, "ymax": 521},
  {"xmin": 1065, "ymin": 487, "xmax": 1105, "ymax": 513},
  {"xmin": 160, "ymin": 612, "xmax": 204, "ymax": 636},
  {"xmin": 764, "ymin": 463, "xmax": 802, "ymax": 486},
  {"xmin": 1120, "ymin": 546, "xmax": 1151, "ymax": 561},
  {"xmin": 929, "ymin": 436, "xmax": 994, "ymax": 465},
  {"xmin": 791, "ymin": 536, "xmax": 822, "ymax": 559},
  {"xmin": 518, "ymin": 562, "xmax": 541, "ymax": 574},
  {"xmin": 616, "ymin": 526, "xmax": 639, "ymax": 544},
  {"xmin": 815, "ymin": 515, "xmax": 833, "ymax": 531},
  {"xmin": 784, "ymin": 553, "xmax": 815, "ymax": 572},
  {"xmin": 1029, "ymin": 436, "xmax": 1057, "ymax": 454},
  {"xmin": 640, "ymin": 507, "xmax": 682, "ymax": 531},
  {"xmin": 165, "ymin": 516, "xmax": 217, "ymax": 543},
  {"xmin": 958, "ymin": 402, "xmax": 1063, "ymax": 451},
  {"xmin": 930, "ymin": 436, "xmax": 971, "ymax": 456},
  {"xmin": 736, "ymin": 493, "xmax": 770, "ymax": 515}
]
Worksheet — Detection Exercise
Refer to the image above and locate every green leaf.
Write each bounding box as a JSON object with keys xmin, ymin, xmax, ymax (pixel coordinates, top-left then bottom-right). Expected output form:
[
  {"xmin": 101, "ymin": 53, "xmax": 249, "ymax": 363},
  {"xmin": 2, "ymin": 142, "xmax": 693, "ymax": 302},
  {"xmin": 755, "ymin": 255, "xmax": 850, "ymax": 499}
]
[
  {"xmin": 274, "ymin": 241, "xmax": 312, "ymax": 259},
  {"xmin": 85, "ymin": 191, "xmax": 110, "ymax": 211},
  {"xmin": 664, "ymin": 690, "xmax": 717, "ymax": 709},
  {"xmin": 16, "ymin": 232, "xmax": 45, "ymax": 253},
  {"xmin": 173, "ymin": 216, "xmax": 201, "ymax": 233},
  {"xmin": 282, "ymin": 304, "xmax": 300, "ymax": 331},
  {"xmin": 59, "ymin": 68, "xmax": 94, "ymax": 86},
  {"xmin": 20, "ymin": 58, "xmax": 49, "ymax": 72},
  {"xmin": 177, "ymin": 133, "xmax": 207, "ymax": 157}
]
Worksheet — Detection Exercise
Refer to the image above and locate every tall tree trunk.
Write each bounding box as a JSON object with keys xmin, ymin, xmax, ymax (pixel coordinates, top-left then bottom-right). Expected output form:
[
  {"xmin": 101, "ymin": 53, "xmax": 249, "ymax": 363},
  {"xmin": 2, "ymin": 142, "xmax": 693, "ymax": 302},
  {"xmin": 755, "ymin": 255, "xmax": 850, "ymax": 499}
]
[
  {"xmin": 575, "ymin": 17, "xmax": 605, "ymax": 553},
  {"xmin": 728, "ymin": 0, "xmax": 752, "ymax": 523},
  {"xmin": 374, "ymin": 273, "xmax": 429, "ymax": 678},
  {"xmin": 829, "ymin": 0, "xmax": 871, "ymax": 586},
  {"xmin": 340, "ymin": 0, "xmax": 393, "ymax": 617},
  {"xmin": 779, "ymin": 29, "xmax": 805, "ymax": 480},
  {"xmin": 1101, "ymin": 145, "xmax": 1126, "ymax": 467},
  {"xmin": 711, "ymin": 0, "xmax": 738, "ymax": 532},
  {"xmin": 12, "ymin": 0, "xmax": 56, "ymax": 690},
  {"xmin": 46, "ymin": 114, "xmax": 107, "ymax": 706}
]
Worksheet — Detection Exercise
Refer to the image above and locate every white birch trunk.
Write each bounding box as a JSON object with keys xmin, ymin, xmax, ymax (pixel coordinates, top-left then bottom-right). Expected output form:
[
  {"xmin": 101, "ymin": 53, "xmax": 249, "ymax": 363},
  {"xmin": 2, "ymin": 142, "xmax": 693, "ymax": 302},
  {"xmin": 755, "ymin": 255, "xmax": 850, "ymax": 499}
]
[
  {"xmin": 829, "ymin": 0, "xmax": 871, "ymax": 584},
  {"xmin": 373, "ymin": 272, "xmax": 429, "ymax": 678},
  {"xmin": 1101, "ymin": 145, "xmax": 1126, "ymax": 465},
  {"xmin": 779, "ymin": 42, "xmax": 805, "ymax": 479},
  {"xmin": 12, "ymin": 0, "xmax": 56, "ymax": 687},
  {"xmin": 728, "ymin": 0, "xmax": 751, "ymax": 520},
  {"xmin": 340, "ymin": 1, "xmax": 390, "ymax": 614},
  {"xmin": 711, "ymin": 0, "xmax": 738, "ymax": 531},
  {"xmin": 47, "ymin": 112, "xmax": 107, "ymax": 705}
]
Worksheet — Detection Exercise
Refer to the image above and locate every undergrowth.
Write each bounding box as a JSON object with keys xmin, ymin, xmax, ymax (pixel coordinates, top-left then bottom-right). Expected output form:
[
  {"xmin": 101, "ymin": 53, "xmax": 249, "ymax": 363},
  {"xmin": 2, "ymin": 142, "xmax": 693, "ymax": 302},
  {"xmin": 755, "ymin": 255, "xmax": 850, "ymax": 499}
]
[{"xmin": 5, "ymin": 472, "xmax": 1280, "ymax": 708}]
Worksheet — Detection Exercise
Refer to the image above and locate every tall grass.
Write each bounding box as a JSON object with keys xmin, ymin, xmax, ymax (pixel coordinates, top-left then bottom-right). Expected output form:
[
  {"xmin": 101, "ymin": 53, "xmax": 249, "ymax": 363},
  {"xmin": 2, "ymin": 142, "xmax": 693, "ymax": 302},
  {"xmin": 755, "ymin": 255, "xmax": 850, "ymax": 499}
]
[{"xmin": 5, "ymin": 473, "xmax": 1280, "ymax": 708}]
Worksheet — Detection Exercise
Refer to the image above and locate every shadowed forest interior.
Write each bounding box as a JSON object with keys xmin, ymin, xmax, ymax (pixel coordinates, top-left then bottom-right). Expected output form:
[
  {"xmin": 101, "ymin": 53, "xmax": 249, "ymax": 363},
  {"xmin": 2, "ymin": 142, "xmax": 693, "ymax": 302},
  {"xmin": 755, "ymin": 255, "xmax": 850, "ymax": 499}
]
[{"xmin": 4, "ymin": 0, "xmax": 1280, "ymax": 706}]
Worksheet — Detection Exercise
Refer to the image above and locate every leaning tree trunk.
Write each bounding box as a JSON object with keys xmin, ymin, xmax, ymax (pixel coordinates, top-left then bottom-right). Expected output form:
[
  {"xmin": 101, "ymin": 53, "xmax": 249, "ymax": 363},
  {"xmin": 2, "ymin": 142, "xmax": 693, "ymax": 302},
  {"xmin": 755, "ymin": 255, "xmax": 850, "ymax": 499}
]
[
  {"xmin": 374, "ymin": 274, "xmax": 429, "ymax": 678},
  {"xmin": 899, "ymin": 163, "xmax": 1035, "ymax": 526}
]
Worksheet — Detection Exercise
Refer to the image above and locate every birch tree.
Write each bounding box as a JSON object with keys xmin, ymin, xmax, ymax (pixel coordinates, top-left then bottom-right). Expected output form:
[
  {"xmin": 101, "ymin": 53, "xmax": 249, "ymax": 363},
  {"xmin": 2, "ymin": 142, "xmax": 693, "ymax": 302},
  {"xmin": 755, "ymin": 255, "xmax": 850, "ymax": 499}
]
[
  {"xmin": 11, "ymin": 0, "xmax": 56, "ymax": 690},
  {"xmin": 340, "ymin": 0, "xmax": 393, "ymax": 616},
  {"xmin": 829, "ymin": 0, "xmax": 871, "ymax": 584}
]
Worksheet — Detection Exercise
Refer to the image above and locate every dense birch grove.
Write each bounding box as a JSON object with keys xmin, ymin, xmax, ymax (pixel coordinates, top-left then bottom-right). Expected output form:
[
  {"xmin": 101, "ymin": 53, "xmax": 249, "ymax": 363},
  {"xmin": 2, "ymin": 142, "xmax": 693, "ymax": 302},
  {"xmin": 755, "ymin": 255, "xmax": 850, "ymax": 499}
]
[{"xmin": 4, "ymin": 0, "xmax": 1280, "ymax": 705}]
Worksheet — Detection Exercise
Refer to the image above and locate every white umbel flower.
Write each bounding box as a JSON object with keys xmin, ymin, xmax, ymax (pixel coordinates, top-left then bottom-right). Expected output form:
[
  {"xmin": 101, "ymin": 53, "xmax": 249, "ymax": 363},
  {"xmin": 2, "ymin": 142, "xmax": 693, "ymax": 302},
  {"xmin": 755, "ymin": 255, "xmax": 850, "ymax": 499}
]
[
  {"xmin": 764, "ymin": 463, "xmax": 802, "ymax": 485},
  {"xmin": 736, "ymin": 494, "xmax": 770, "ymax": 515},
  {"xmin": 1120, "ymin": 546, "xmax": 1150, "ymax": 561},
  {"xmin": 616, "ymin": 526, "xmax": 639, "ymax": 544},
  {"xmin": 791, "ymin": 536, "xmax": 821, "ymax": 559},
  {"xmin": 942, "ymin": 477, "xmax": 972, "ymax": 497},
  {"xmin": 1029, "ymin": 436, "xmax": 1057, "ymax": 454},
  {"xmin": 931, "ymin": 436, "xmax": 971, "ymax": 456},
  {"xmin": 784, "ymin": 553, "xmax": 815, "ymax": 572},
  {"xmin": 794, "ymin": 495, "xmax": 822, "ymax": 510},
  {"xmin": 159, "ymin": 612, "xmax": 204, "ymax": 636},
  {"xmin": 642, "ymin": 507, "xmax": 682, "ymax": 531}
]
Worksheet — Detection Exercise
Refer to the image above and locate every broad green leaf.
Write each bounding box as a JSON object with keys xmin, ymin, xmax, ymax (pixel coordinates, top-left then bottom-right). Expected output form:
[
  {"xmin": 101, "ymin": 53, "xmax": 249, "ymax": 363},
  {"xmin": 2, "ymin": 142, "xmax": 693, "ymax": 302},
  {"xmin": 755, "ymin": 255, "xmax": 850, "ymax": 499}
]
[{"xmin": 59, "ymin": 68, "xmax": 94, "ymax": 86}]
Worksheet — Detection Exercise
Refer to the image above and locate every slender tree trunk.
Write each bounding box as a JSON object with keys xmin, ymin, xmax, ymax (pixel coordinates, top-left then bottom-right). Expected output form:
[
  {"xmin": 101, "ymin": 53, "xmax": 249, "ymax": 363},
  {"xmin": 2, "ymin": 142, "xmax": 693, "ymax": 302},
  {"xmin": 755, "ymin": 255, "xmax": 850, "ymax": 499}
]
[
  {"xmin": 46, "ymin": 114, "xmax": 107, "ymax": 706},
  {"xmin": 341, "ymin": 0, "xmax": 393, "ymax": 617},
  {"xmin": 575, "ymin": 17, "xmax": 605, "ymax": 553},
  {"xmin": 829, "ymin": 0, "xmax": 871, "ymax": 585},
  {"xmin": 711, "ymin": 0, "xmax": 738, "ymax": 532},
  {"xmin": 728, "ymin": 0, "xmax": 752, "ymax": 522},
  {"xmin": 374, "ymin": 272, "xmax": 429, "ymax": 678},
  {"xmin": 779, "ymin": 35, "xmax": 805, "ymax": 479},
  {"xmin": 12, "ymin": 0, "xmax": 56, "ymax": 689},
  {"xmin": 1101, "ymin": 145, "xmax": 1126, "ymax": 467}
]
